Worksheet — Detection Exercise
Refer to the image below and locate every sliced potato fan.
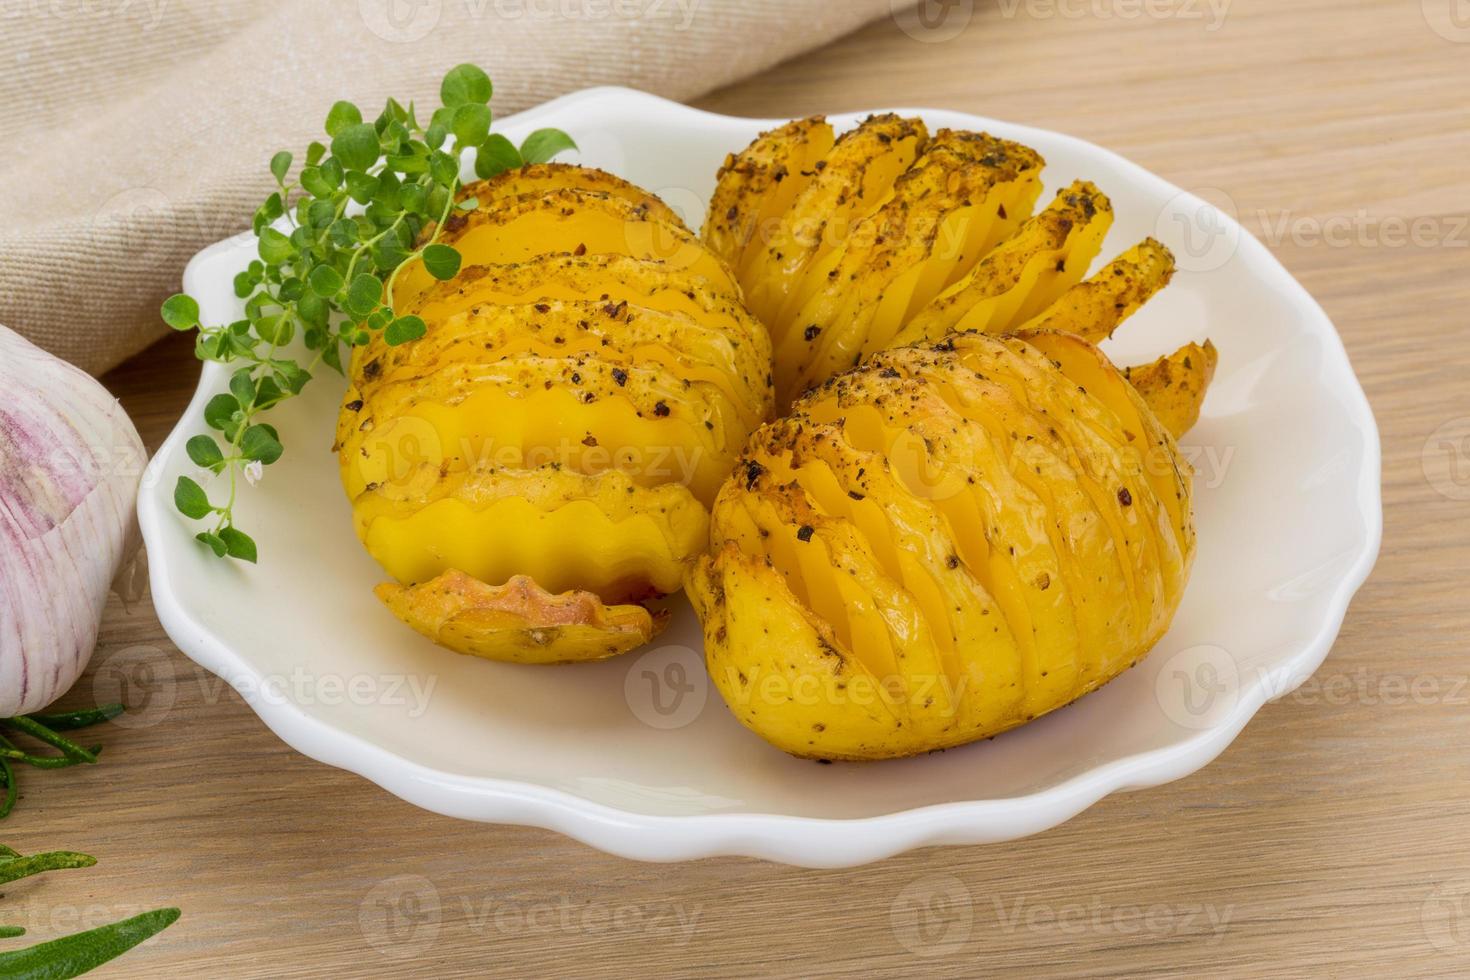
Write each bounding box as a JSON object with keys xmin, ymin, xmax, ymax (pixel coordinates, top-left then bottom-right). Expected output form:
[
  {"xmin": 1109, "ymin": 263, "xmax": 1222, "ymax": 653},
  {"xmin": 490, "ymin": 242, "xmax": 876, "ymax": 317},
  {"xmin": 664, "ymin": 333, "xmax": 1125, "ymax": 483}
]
[
  {"xmin": 339, "ymin": 163, "xmax": 772, "ymax": 664},
  {"xmin": 705, "ymin": 116, "xmax": 1193, "ymax": 408}
]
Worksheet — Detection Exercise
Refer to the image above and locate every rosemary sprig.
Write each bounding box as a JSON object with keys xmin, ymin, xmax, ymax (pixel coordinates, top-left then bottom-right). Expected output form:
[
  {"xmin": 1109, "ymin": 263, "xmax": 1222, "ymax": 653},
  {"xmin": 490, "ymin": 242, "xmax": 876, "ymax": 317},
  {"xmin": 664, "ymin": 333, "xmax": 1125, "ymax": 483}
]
[
  {"xmin": 0, "ymin": 706, "xmax": 122, "ymax": 820},
  {"xmin": 0, "ymin": 909, "xmax": 180, "ymax": 979},
  {"xmin": 0, "ymin": 851, "xmax": 96, "ymax": 887},
  {"xmin": 2, "ymin": 718, "xmax": 98, "ymax": 764},
  {"xmin": 162, "ymin": 63, "xmax": 576, "ymax": 561},
  {"xmin": 25, "ymin": 705, "xmax": 125, "ymax": 732},
  {"xmin": 0, "ymin": 847, "xmax": 179, "ymax": 978}
]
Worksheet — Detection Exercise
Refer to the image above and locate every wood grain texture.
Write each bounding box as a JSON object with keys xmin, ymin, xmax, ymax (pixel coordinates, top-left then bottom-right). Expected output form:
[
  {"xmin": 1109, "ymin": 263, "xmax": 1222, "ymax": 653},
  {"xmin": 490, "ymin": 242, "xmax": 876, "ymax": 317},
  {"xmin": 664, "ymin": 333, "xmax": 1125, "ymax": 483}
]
[{"xmin": 6, "ymin": 1, "xmax": 1468, "ymax": 975}]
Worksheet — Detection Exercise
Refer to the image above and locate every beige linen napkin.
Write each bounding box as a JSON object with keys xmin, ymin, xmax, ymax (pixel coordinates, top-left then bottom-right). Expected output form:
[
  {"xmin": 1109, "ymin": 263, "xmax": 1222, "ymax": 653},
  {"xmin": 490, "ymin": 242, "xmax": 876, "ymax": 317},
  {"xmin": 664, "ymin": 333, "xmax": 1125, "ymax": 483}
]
[{"xmin": 0, "ymin": 0, "xmax": 901, "ymax": 376}]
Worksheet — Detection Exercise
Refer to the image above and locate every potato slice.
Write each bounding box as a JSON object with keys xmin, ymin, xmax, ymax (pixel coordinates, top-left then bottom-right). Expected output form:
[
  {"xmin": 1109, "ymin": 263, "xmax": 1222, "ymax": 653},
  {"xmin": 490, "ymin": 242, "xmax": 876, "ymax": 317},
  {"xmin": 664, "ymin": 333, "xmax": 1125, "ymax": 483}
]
[
  {"xmin": 403, "ymin": 254, "xmax": 750, "ymax": 342},
  {"xmin": 358, "ymin": 468, "xmax": 708, "ymax": 602},
  {"xmin": 454, "ymin": 163, "xmax": 687, "ymax": 229},
  {"xmin": 378, "ymin": 571, "xmax": 668, "ymax": 665},
  {"xmin": 395, "ymin": 188, "xmax": 734, "ymax": 305},
  {"xmin": 350, "ymin": 299, "xmax": 770, "ymax": 426},
  {"xmin": 1017, "ymin": 237, "xmax": 1175, "ymax": 343},
  {"xmin": 891, "ymin": 181, "xmax": 1113, "ymax": 348},
  {"xmin": 1124, "ymin": 339, "xmax": 1219, "ymax": 438},
  {"xmin": 774, "ymin": 133, "xmax": 1045, "ymax": 402},
  {"xmin": 740, "ymin": 114, "xmax": 927, "ymax": 325},
  {"xmin": 339, "ymin": 356, "xmax": 745, "ymax": 506},
  {"xmin": 704, "ymin": 116, "xmax": 836, "ymax": 270}
]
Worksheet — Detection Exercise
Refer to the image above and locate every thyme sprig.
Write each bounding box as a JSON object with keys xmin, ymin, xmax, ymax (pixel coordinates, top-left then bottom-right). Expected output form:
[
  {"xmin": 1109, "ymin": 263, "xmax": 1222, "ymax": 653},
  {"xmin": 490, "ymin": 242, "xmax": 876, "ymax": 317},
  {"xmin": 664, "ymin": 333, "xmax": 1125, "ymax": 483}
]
[{"xmin": 162, "ymin": 63, "xmax": 576, "ymax": 561}]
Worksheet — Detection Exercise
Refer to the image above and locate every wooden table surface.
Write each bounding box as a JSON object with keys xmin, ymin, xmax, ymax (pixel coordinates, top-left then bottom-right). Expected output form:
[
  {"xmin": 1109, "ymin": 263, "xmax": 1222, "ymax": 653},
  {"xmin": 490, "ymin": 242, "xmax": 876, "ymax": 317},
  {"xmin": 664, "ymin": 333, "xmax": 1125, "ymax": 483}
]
[{"xmin": 6, "ymin": 2, "xmax": 1467, "ymax": 976}]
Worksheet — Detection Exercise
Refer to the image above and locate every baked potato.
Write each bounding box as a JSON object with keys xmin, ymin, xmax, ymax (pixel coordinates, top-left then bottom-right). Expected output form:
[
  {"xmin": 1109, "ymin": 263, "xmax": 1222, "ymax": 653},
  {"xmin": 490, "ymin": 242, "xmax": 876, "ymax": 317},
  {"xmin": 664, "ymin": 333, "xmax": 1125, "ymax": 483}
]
[
  {"xmin": 338, "ymin": 164, "xmax": 772, "ymax": 663},
  {"xmin": 706, "ymin": 117, "xmax": 1183, "ymax": 407},
  {"xmin": 687, "ymin": 322, "xmax": 1214, "ymax": 759}
]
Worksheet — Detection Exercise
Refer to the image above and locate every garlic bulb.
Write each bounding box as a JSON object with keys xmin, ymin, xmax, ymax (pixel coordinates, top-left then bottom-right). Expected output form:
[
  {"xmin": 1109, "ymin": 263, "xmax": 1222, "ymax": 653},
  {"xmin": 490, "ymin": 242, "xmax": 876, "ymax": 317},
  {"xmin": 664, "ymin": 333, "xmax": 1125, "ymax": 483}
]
[{"xmin": 1, "ymin": 324, "xmax": 145, "ymax": 717}]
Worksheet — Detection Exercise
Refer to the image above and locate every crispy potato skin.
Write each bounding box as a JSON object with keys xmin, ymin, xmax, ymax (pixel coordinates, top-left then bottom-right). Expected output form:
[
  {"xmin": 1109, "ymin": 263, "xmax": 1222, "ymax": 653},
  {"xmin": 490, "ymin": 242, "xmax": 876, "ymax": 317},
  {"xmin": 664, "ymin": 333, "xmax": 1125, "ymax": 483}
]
[
  {"xmin": 340, "ymin": 164, "xmax": 771, "ymax": 663},
  {"xmin": 379, "ymin": 571, "xmax": 668, "ymax": 665},
  {"xmin": 687, "ymin": 331, "xmax": 1200, "ymax": 760},
  {"xmin": 1018, "ymin": 237, "xmax": 1175, "ymax": 343},
  {"xmin": 1125, "ymin": 339, "xmax": 1219, "ymax": 438},
  {"xmin": 704, "ymin": 116, "xmax": 835, "ymax": 270},
  {"xmin": 454, "ymin": 163, "xmax": 688, "ymax": 230}
]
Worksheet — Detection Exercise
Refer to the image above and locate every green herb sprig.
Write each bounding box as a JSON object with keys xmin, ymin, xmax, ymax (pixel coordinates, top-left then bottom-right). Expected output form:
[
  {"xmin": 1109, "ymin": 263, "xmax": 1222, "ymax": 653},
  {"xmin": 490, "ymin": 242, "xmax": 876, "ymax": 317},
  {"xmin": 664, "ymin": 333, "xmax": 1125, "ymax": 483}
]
[
  {"xmin": 162, "ymin": 63, "xmax": 576, "ymax": 561},
  {"xmin": 0, "ymin": 846, "xmax": 179, "ymax": 978},
  {"xmin": 0, "ymin": 706, "xmax": 123, "ymax": 820}
]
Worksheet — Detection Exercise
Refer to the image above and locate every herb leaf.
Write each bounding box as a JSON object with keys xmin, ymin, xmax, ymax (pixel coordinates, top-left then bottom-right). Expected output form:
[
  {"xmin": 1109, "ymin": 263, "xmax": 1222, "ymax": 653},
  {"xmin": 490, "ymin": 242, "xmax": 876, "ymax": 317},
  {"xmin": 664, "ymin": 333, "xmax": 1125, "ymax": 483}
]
[
  {"xmin": 0, "ymin": 907, "xmax": 180, "ymax": 978},
  {"xmin": 474, "ymin": 134, "xmax": 523, "ymax": 179},
  {"xmin": 332, "ymin": 122, "xmax": 381, "ymax": 172},
  {"xmin": 324, "ymin": 100, "xmax": 362, "ymax": 136},
  {"xmin": 218, "ymin": 527, "xmax": 258, "ymax": 563},
  {"xmin": 185, "ymin": 435, "xmax": 224, "ymax": 471},
  {"xmin": 173, "ymin": 477, "xmax": 212, "ymax": 520},
  {"xmin": 160, "ymin": 295, "xmax": 200, "ymax": 331},
  {"xmin": 239, "ymin": 425, "xmax": 284, "ymax": 465},
  {"xmin": 422, "ymin": 243, "xmax": 462, "ymax": 281},
  {"xmin": 385, "ymin": 315, "xmax": 427, "ymax": 346},
  {"xmin": 520, "ymin": 129, "xmax": 579, "ymax": 165},
  {"xmin": 345, "ymin": 274, "xmax": 383, "ymax": 318},
  {"xmin": 0, "ymin": 851, "xmax": 96, "ymax": 886},
  {"xmin": 441, "ymin": 63, "xmax": 492, "ymax": 106}
]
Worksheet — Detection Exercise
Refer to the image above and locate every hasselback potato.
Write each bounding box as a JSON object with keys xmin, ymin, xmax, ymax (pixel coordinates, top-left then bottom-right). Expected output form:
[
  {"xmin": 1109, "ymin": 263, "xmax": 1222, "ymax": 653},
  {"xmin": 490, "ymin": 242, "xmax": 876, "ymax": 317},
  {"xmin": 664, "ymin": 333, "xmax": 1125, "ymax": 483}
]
[
  {"xmin": 688, "ymin": 328, "xmax": 1216, "ymax": 759},
  {"xmin": 690, "ymin": 115, "xmax": 1219, "ymax": 759},
  {"xmin": 704, "ymin": 115, "xmax": 1178, "ymax": 408},
  {"xmin": 337, "ymin": 164, "xmax": 773, "ymax": 663}
]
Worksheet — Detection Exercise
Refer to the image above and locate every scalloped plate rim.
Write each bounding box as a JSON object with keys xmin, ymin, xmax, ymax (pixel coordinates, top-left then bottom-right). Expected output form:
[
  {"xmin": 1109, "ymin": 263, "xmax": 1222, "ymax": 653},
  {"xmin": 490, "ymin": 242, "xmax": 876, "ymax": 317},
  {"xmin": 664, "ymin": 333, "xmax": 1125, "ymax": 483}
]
[{"xmin": 138, "ymin": 86, "xmax": 1383, "ymax": 868}]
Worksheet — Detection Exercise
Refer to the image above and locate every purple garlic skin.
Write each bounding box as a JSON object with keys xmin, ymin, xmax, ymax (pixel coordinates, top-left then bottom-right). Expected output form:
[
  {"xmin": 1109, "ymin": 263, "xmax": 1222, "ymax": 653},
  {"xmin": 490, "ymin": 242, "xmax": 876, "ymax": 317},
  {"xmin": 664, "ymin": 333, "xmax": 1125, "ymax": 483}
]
[{"xmin": 0, "ymin": 324, "xmax": 146, "ymax": 716}]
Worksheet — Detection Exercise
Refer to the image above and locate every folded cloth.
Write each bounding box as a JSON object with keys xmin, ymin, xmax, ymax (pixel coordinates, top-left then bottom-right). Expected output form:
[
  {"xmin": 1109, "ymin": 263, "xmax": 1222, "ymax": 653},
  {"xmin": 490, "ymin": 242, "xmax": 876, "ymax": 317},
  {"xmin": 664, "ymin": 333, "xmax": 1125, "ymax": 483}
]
[{"xmin": 0, "ymin": 0, "xmax": 901, "ymax": 376}]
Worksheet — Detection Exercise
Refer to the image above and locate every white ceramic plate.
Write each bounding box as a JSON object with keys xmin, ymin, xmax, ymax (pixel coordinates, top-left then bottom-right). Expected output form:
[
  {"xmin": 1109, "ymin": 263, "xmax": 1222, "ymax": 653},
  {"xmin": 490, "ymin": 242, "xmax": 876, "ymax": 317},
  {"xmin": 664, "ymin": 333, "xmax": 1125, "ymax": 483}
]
[{"xmin": 138, "ymin": 87, "xmax": 1381, "ymax": 867}]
